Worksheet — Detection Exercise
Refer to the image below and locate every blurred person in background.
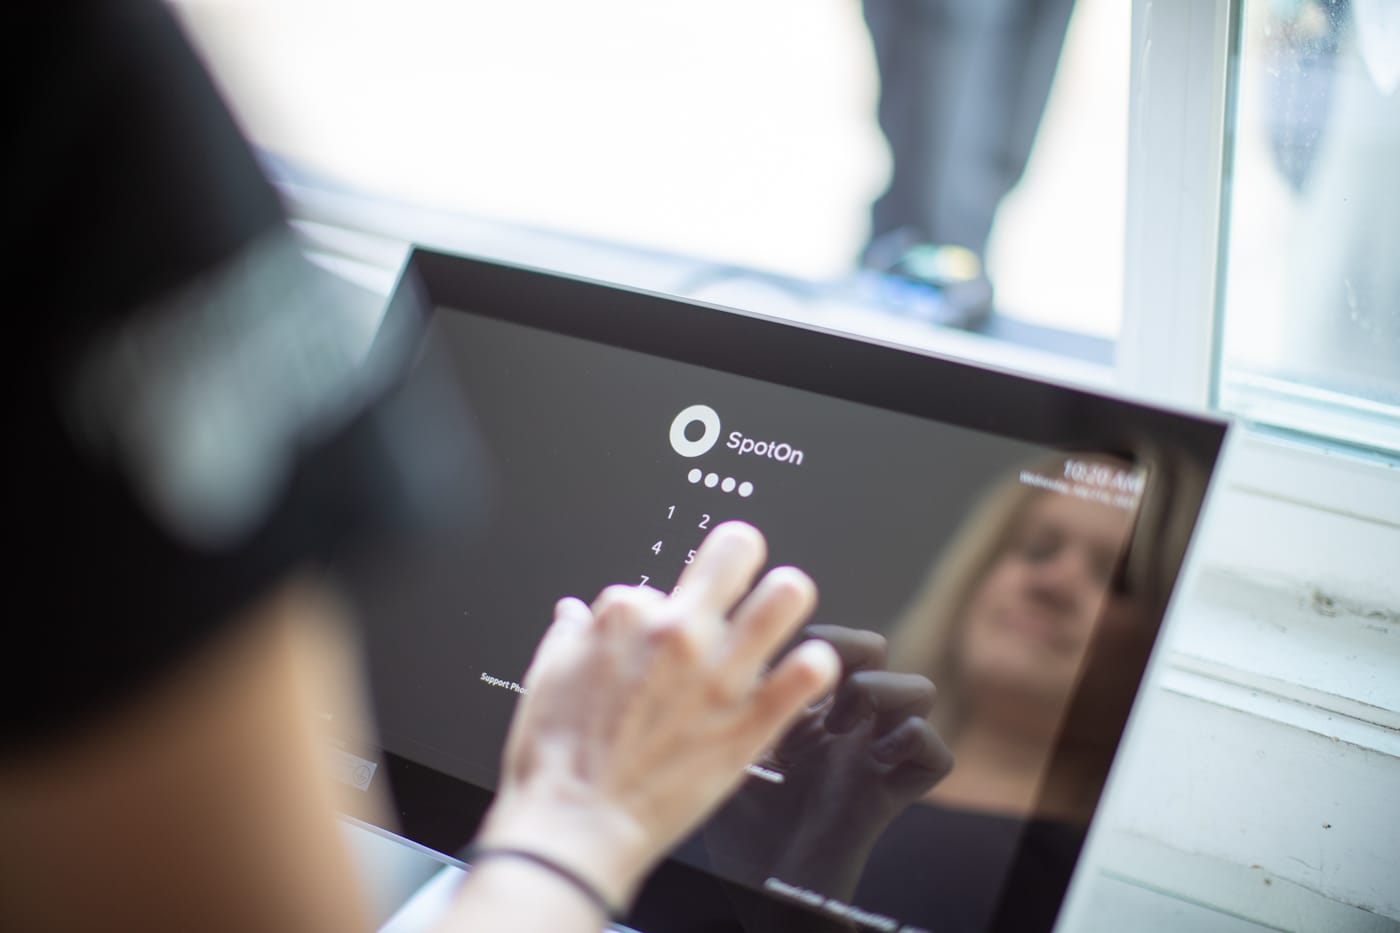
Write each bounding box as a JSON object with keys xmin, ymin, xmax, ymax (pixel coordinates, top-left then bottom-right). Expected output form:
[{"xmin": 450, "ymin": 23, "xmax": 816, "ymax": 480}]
[
  {"xmin": 3, "ymin": 4, "xmax": 838, "ymax": 932},
  {"xmin": 859, "ymin": 0, "xmax": 1076, "ymax": 327}
]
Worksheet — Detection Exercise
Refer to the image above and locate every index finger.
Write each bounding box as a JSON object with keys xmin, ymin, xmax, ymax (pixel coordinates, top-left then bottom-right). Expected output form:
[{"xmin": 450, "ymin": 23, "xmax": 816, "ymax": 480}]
[
  {"xmin": 521, "ymin": 597, "xmax": 593, "ymax": 688},
  {"xmin": 673, "ymin": 521, "xmax": 768, "ymax": 615}
]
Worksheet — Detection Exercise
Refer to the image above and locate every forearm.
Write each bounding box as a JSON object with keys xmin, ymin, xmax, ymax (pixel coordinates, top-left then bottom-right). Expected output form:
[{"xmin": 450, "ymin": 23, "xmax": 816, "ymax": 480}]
[{"xmin": 0, "ymin": 582, "xmax": 374, "ymax": 933}]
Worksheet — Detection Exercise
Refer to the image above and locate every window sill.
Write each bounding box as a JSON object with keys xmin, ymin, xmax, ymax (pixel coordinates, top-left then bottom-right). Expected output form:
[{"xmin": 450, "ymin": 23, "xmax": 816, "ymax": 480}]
[
  {"xmin": 1222, "ymin": 428, "xmax": 1399, "ymax": 529},
  {"xmin": 1069, "ymin": 433, "xmax": 1400, "ymax": 929}
]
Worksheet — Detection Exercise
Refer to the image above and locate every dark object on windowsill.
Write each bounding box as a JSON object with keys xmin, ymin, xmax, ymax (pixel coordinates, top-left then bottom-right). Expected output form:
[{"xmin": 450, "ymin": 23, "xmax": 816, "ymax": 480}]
[{"xmin": 859, "ymin": 234, "xmax": 995, "ymax": 330}]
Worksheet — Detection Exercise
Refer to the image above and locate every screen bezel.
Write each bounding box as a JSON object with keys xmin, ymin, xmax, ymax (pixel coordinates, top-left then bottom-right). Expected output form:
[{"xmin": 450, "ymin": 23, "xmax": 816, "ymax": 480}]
[{"xmin": 338, "ymin": 246, "xmax": 1230, "ymax": 932}]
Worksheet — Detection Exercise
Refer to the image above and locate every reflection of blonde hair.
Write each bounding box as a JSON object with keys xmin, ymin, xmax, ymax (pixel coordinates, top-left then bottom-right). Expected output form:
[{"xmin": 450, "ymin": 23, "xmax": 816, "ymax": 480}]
[{"xmin": 889, "ymin": 446, "xmax": 1202, "ymax": 739}]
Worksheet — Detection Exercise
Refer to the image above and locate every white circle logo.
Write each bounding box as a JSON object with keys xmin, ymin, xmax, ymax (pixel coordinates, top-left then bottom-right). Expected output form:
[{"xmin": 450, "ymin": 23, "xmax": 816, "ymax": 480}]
[{"xmin": 669, "ymin": 404, "xmax": 721, "ymax": 457}]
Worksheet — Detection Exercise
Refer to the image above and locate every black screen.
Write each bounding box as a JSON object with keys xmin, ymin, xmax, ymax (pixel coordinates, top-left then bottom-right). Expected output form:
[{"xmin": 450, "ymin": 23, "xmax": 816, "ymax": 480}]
[{"xmin": 332, "ymin": 251, "xmax": 1226, "ymax": 933}]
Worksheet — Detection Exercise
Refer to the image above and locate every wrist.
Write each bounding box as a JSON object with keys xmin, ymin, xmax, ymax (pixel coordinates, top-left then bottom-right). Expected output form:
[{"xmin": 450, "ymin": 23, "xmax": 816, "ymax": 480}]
[
  {"xmin": 477, "ymin": 784, "xmax": 655, "ymax": 911},
  {"xmin": 459, "ymin": 843, "xmax": 624, "ymax": 922}
]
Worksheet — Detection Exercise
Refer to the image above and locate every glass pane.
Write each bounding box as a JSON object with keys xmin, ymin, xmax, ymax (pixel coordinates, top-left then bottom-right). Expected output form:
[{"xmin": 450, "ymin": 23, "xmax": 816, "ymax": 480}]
[
  {"xmin": 173, "ymin": 0, "xmax": 1127, "ymax": 351},
  {"xmin": 1218, "ymin": 0, "xmax": 1400, "ymax": 454}
]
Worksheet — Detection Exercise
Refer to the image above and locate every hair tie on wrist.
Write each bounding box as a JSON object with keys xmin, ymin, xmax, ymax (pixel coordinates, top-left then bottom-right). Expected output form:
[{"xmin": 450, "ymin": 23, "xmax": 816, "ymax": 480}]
[{"xmin": 459, "ymin": 843, "xmax": 626, "ymax": 922}]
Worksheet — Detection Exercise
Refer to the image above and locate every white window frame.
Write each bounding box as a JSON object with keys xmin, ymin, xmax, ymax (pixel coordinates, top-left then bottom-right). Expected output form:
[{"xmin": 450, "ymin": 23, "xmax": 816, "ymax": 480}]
[
  {"xmin": 1118, "ymin": 0, "xmax": 1398, "ymax": 525},
  {"xmin": 1067, "ymin": 0, "xmax": 1400, "ymax": 928}
]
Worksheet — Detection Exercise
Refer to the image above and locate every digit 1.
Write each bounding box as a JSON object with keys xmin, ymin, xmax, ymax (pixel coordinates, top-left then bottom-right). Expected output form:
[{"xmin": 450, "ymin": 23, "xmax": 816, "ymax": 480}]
[{"xmin": 667, "ymin": 505, "xmax": 675, "ymax": 519}]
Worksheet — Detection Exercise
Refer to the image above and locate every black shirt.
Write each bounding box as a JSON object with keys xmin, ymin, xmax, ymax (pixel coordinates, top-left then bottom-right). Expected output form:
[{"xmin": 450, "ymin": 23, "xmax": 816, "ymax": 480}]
[
  {"xmin": 855, "ymin": 803, "xmax": 1084, "ymax": 933},
  {"xmin": 7, "ymin": 0, "xmax": 476, "ymax": 750}
]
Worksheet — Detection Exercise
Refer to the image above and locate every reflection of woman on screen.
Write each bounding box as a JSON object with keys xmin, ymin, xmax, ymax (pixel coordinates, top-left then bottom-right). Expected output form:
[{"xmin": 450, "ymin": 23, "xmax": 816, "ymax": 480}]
[
  {"xmin": 893, "ymin": 454, "xmax": 1146, "ymax": 819},
  {"xmin": 854, "ymin": 452, "xmax": 1192, "ymax": 933}
]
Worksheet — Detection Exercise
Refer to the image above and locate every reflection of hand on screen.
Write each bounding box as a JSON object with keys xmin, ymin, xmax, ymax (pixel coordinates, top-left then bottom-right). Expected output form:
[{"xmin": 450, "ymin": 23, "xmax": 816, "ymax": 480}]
[{"xmin": 705, "ymin": 624, "xmax": 952, "ymax": 900}]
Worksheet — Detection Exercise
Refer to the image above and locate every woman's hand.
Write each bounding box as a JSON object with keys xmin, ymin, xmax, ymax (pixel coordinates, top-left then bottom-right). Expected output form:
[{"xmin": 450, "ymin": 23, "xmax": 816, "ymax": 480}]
[{"xmin": 473, "ymin": 522, "xmax": 840, "ymax": 912}]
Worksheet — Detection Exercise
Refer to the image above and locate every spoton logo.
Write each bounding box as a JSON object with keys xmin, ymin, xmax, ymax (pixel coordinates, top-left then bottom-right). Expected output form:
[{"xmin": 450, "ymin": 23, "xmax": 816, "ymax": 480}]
[
  {"xmin": 669, "ymin": 404, "xmax": 806, "ymax": 466},
  {"xmin": 669, "ymin": 404, "xmax": 722, "ymax": 457}
]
